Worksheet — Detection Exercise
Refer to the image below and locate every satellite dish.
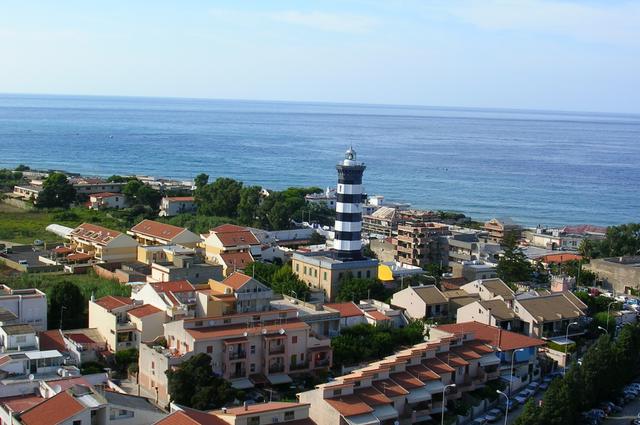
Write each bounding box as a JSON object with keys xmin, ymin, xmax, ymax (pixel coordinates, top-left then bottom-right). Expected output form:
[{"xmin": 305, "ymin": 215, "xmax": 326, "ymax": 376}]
[
  {"xmin": 279, "ymin": 328, "xmax": 285, "ymax": 335},
  {"xmin": 28, "ymin": 374, "xmax": 34, "ymax": 381},
  {"xmin": 243, "ymin": 331, "xmax": 248, "ymax": 337},
  {"xmin": 52, "ymin": 385, "xmax": 62, "ymax": 394}
]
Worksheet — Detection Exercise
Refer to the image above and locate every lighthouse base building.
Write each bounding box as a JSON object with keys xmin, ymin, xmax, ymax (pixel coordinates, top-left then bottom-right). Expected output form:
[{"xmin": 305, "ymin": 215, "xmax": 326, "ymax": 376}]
[{"xmin": 292, "ymin": 148, "xmax": 378, "ymax": 301}]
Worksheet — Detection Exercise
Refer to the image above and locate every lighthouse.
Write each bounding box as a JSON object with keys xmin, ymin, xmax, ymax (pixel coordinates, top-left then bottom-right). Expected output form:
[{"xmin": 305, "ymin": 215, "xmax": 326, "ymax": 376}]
[{"xmin": 334, "ymin": 147, "xmax": 366, "ymax": 260}]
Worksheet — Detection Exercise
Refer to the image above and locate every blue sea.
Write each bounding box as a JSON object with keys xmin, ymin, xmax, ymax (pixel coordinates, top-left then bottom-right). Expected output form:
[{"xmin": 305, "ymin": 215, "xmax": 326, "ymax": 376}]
[{"xmin": 1, "ymin": 93, "xmax": 639, "ymax": 227}]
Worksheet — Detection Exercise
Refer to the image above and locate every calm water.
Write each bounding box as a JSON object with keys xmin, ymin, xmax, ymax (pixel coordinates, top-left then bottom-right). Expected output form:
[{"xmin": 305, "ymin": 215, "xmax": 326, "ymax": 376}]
[{"xmin": 1, "ymin": 93, "xmax": 639, "ymax": 227}]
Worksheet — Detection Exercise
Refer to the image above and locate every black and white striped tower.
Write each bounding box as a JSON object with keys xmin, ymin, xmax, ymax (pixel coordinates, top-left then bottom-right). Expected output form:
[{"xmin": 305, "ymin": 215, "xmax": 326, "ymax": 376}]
[{"xmin": 334, "ymin": 147, "xmax": 366, "ymax": 260}]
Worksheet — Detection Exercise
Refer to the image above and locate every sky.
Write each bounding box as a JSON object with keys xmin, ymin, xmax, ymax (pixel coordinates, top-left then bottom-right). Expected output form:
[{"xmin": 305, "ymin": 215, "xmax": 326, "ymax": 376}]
[{"xmin": 0, "ymin": 0, "xmax": 639, "ymax": 113}]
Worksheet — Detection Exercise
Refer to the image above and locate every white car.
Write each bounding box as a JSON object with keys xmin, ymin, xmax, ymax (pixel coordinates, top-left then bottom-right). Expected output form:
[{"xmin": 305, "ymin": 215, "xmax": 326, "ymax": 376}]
[{"xmin": 485, "ymin": 409, "xmax": 503, "ymax": 423}]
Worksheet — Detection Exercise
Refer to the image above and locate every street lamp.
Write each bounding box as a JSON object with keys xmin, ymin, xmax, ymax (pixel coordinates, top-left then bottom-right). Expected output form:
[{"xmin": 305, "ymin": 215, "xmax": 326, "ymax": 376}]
[
  {"xmin": 597, "ymin": 326, "xmax": 608, "ymax": 334},
  {"xmin": 564, "ymin": 321, "xmax": 579, "ymax": 375},
  {"xmin": 496, "ymin": 390, "xmax": 509, "ymax": 425},
  {"xmin": 441, "ymin": 383, "xmax": 456, "ymax": 425},
  {"xmin": 509, "ymin": 348, "xmax": 525, "ymax": 395},
  {"xmin": 606, "ymin": 301, "xmax": 617, "ymax": 334}
]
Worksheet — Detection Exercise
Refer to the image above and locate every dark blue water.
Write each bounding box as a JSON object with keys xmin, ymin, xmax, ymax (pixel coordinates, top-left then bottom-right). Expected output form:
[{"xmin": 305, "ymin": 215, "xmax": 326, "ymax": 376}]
[{"xmin": 1, "ymin": 93, "xmax": 639, "ymax": 227}]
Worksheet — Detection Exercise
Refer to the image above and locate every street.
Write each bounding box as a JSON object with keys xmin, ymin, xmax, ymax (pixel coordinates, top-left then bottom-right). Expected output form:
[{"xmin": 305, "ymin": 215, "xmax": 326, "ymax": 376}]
[{"xmin": 604, "ymin": 397, "xmax": 640, "ymax": 424}]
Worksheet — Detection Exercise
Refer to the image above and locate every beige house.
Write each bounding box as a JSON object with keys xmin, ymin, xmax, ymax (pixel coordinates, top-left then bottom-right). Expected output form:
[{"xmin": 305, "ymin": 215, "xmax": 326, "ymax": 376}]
[
  {"xmin": 139, "ymin": 309, "xmax": 332, "ymax": 404},
  {"xmin": 203, "ymin": 224, "xmax": 261, "ymax": 260},
  {"xmin": 129, "ymin": 219, "xmax": 201, "ymax": 248},
  {"xmin": 390, "ymin": 285, "xmax": 449, "ymax": 320},
  {"xmin": 483, "ymin": 218, "xmax": 521, "ymax": 244},
  {"xmin": 456, "ymin": 299, "xmax": 520, "ymax": 331},
  {"xmin": 67, "ymin": 223, "xmax": 138, "ymax": 263},
  {"xmin": 88, "ymin": 295, "xmax": 166, "ymax": 352},
  {"xmin": 461, "ymin": 278, "xmax": 515, "ymax": 307},
  {"xmin": 291, "ymin": 252, "xmax": 378, "ymax": 302},
  {"xmin": 514, "ymin": 292, "xmax": 588, "ymax": 338},
  {"xmin": 207, "ymin": 272, "xmax": 273, "ymax": 314}
]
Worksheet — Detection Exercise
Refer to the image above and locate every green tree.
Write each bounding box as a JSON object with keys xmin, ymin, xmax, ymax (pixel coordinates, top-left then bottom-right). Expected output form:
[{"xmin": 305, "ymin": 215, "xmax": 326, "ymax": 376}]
[
  {"xmin": 598, "ymin": 223, "xmax": 640, "ymax": 258},
  {"xmin": 48, "ymin": 280, "xmax": 84, "ymax": 329},
  {"xmin": 423, "ymin": 263, "xmax": 445, "ymax": 286},
  {"xmin": 194, "ymin": 173, "xmax": 209, "ymax": 189},
  {"xmin": 122, "ymin": 179, "xmax": 162, "ymax": 210},
  {"xmin": 36, "ymin": 172, "xmax": 76, "ymax": 208},
  {"xmin": 15, "ymin": 164, "xmax": 30, "ymax": 171},
  {"xmin": 106, "ymin": 175, "xmax": 129, "ymax": 183},
  {"xmin": 514, "ymin": 399, "xmax": 541, "ymax": 425},
  {"xmin": 309, "ymin": 232, "xmax": 326, "ymax": 245},
  {"xmin": 196, "ymin": 177, "xmax": 243, "ymax": 217},
  {"xmin": 270, "ymin": 264, "xmax": 310, "ymax": 299},
  {"xmin": 166, "ymin": 353, "xmax": 235, "ymax": 409},
  {"xmin": 237, "ymin": 185, "xmax": 262, "ymax": 226},
  {"xmin": 336, "ymin": 276, "xmax": 389, "ymax": 302},
  {"xmin": 497, "ymin": 232, "xmax": 533, "ymax": 283}
]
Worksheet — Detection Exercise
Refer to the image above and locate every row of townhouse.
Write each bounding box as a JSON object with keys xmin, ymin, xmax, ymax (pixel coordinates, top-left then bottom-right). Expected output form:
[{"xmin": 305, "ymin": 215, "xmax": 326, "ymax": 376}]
[
  {"xmin": 391, "ymin": 278, "xmax": 589, "ymax": 340},
  {"xmin": 297, "ymin": 321, "xmax": 544, "ymax": 425},
  {"xmin": 139, "ymin": 308, "xmax": 333, "ymax": 405}
]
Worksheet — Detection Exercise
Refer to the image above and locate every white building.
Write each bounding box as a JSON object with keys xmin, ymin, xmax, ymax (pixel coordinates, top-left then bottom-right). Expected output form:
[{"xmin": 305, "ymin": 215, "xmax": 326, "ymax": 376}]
[
  {"xmin": 88, "ymin": 192, "xmax": 126, "ymax": 210},
  {"xmin": 0, "ymin": 286, "xmax": 47, "ymax": 332}
]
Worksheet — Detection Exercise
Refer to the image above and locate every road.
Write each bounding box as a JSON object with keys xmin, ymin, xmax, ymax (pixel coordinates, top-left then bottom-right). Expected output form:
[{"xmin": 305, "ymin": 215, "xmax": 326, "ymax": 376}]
[{"xmin": 604, "ymin": 397, "xmax": 640, "ymax": 424}]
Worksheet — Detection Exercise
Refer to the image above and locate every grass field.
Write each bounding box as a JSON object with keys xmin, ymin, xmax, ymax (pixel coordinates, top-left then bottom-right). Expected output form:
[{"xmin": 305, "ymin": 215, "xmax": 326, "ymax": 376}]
[{"xmin": 0, "ymin": 203, "xmax": 129, "ymax": 245}]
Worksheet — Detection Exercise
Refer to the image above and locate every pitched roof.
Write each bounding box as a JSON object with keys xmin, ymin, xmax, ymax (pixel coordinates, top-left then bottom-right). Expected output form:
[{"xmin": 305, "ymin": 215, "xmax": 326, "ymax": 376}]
[
  {"xmin": 211, "ymin": 224, "xmax": 259, "ymax": 246},
  {"xmin": 436, "ymin": 321, "xmax": 546, "ymax": 351},
  {"xmin": 516, "ymin": 292, "xmax": 587, "ymax": 322},
  {"xmin": 65, "ymin": 333, "xmax": 95, "ymax": 344},
  {"xmin": 131, "ymin": 219, "xmax": 187, "ymax": 241},
  {"xmin": 166, "ymin": 196, "xmax": 195, "ymax": 202},
  {"xmin": 128, "ymin": 304, "xmax": 163, "ymax": 318},
  {"xmin": 480, "ymin": 278, "xmax": 515, "ymax": 300},
  {"xmin": 94, "ymin": 295, "xmax": 133, "ymax": 311},
  {"xmin": 372, "ymin": 378, "xmax": 409, "ymax": 397},
  {"xmin": 412, "ymin": 285, "xmax": 448, "ymax": 305},
  {"xmin": 353, "ymin": 387, "xmax": 393, "ymax": 406},
  {"xmin": 324, "ymin": 302, "xmax": 364, "ymax": 318},
  {"xmin": 186, "ymin": 320, "xmax": 309, "ymax": 341},
  {"xmin": 537, "ymin": 253, "xmax": 583, "ymax": 264},
  {"xmin": 89, "ymin": 192, "xmax": 120, "ymax": 198},
  {"xmin": 220, "ymin": 402, "xmax": 308, "ymax": 416},
  {"xmin": 218, "ymin": 251, "xmax": 253, "ymax": 269},
  {"xmin": 38, "ymin": 330, "xmax": 67, "ymax": 352},
  {"xmin": 18, "ymin": 390, "xmax": 85, "ymax": 425},
  {"xmin": 365, "ymin": 310, "xmax": 391, "ymax": 321},
  {"xmin": 151, "ymin": 280, "xmax": 195, "ymax": 294},
  {"xmin": 325, "ymin": 395, "xmax": 374, "ymax": 417},
  {"xmin": 154, "ymin": 407, "xmax": 227, "ymax": 425},
  {"xmin": 0, "ymin": 394, "xmax": 44, "ymax": 414},
  {"xmin": 478, "ymin": 299, "xmax": 516, "ymax": 320},
  {"xmin": 69, "ymin": 223, "xmax": 122, "ymax": 246},
  {"xmin": 221, "ymin": 272, "xmax": 253, "ymax": 290}
]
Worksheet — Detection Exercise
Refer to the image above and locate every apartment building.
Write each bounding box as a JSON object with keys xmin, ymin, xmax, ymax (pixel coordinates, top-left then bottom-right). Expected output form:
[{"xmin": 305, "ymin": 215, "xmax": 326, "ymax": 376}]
[
  {"xmin": 129, "ymin": 219, "xmax": 202, "ymax": 248},
  {"xmin": 204, "ymin": 224, "xmax": 261, "ymax": 261},
  {"xmin": 139, "ymin": 309, "xmax": 332, "ymax": 405},
  {"xmin": 148, "ymin": 254, "xmax": 223, "ymax": 285},
  {"xmin": 362, "ymin": 207, "xmax": 398, "ymax": 237},
  {"xmin": 514, "ymin": 292, "xmax": 588, "ymax": 339},
  {"xmin": 394, "ymin": 223, "xmax": 449, "ymax": 268},
  {"xmin": 70, "ymin": 177, "xmax": 126, "ymax": 195},
  {"xmin": 67, "ymin": 223, "xmax": 138, "ymax": 263},
  {"xmin": 447, "ymin": 233, "xmax": 479, "ymax": 264},
  {"xmin": 297, "ymin": 321, "xmax": 504, "ymax": 425},
  {"xmin": 483, "ymin": 218, "xmax": 521, "ymax": 245},
  {"xmin": 0, "ymin": 285, "xmax": 47, "ymax": 331},
  {"xmin": 89, "ymin": 296, "xmax": 166, "ymax": 352},
  {"xmin": 206, "ymin": 272, "xmax": 273, "ymax": 314},
  {"xmin": 132, "ymin": 280, "xmax": 197, "ymax": 320},
  {"xmin": 159, "ymin": 196, "xmax": 196, "ymax": 217}
]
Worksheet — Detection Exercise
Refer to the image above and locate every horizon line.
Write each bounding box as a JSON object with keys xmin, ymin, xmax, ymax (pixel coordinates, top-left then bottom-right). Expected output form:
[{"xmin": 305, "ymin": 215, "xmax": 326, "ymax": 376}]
[{"xmin": 1, "ymin": 90, "xmax": 639, "ymax": 118}]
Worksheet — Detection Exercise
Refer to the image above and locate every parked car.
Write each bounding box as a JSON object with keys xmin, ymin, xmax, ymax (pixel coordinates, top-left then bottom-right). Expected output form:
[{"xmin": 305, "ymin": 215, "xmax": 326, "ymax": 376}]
[
  {"xmin": 514, "ymin": 394, "xmax": 529, "ymax": 405},
  {"xmin": 485, "ymin": 409, "xmax": 503, "ymax": 423},
  {"xmin": 526, "ymin": 382, "xmax": 541, "ymax": 393},
  {"xmin": 18, "ymin": 260, "xmax": 28, "ymax": 265},
  {"xmin": 471, "ymin": 418, "xmax": 488, "ymax": 425},
  {"xmin": 499, "ymin": 398, "xmax": 519, "ymax": 413}
]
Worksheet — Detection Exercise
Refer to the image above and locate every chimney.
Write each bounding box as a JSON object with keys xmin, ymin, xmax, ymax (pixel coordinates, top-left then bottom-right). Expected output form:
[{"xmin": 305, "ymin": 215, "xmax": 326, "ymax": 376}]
[{"xmin": 244, "ymin": 401, "xmax": 248, "ymax": 411}]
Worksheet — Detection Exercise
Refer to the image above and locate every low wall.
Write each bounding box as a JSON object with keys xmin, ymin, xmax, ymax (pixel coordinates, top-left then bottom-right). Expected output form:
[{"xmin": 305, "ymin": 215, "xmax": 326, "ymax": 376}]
[{"xmin": 1, "ymin": 198, "xmax": 35, "ymax": 211}]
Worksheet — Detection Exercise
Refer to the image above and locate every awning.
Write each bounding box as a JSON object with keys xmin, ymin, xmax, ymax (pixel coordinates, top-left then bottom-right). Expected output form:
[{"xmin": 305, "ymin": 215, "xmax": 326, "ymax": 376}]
[
  {"xmin": 266, "ymin": 374, "xmax": 293, "ymax": 385},
  {"xmin": 372, "ymin": 404, "xmax": 398, "ymax": 421},
  {"xmin": 423, "ymin": 380, "xmax": 445, "ymax": 394},
  {"xmin": 406, "ymin": 386, "xmax": 432, "ymax": 404},
  {"xmin": 344, "ymin": 413, "xmax": 380, "ymax": 425},
  {"xmin": 479, "ymin": 354, "xmax": 501, "ymax": 367},
  {"xmin": 230, "ymin": 378, "xmax": 254, "ymax": 390}
]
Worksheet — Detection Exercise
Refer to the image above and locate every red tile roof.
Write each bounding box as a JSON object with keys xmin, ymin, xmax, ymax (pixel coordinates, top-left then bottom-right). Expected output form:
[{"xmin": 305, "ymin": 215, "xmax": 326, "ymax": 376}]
[
  {"xmin": 325, "ymin": 395, "xmax": 374, "ymax": 417},
  {"xmin": 324, "ymin": 302, "xmax": 364, "ymax": 318},
  {"xmin": 38, "ymin": 330, "xmax": 67, "ymax": 352},
  {"xmin": 66, "ymin": 333, "xmax": 95, "ymax": 344},
  {"xmin": 151, "ymin": 280, "xmax": 195, "ymax": 294},
  {"xmin": 219, "ymin": 251, "xmax": 253, "ymax": 269},
  {"xmin": 131, "ymin": 219, "xmax": 187, "ymax": 241},
  {"xmin": 167, "ymin": 196, "xmax": 195, "ymax": 202},
  {"xmin": 94, "ymin": 295, "xmax": 133, "ymax": 311},
  {"xmin": 67, "ymin": 252, "xmax": 93, "ymax": 262},
  {"xmin": 19, "ymin": 391, "xmax": 85, "ymax": 425},
  {"xmin": 537, "ymin": 253, "xmax": 583, "ymax": 264},
  {"xmin": 436, "ymin": 322, "xmax": 546, "ymax": 351},
  {"xmin": 89, "ymin": 192, "xmax": 120, "ymax": 198},
  {"xmin": 353, "ymin": 387, "xmax": 393, "ymax": 406},
  {"xmin": 53, "ymin": 247, "xmax": 74, "ymax": 255},
  {"xmin": 0, "ymin": 394, "xmax": 44, "ymax": 414},
  {"xmin": 128, "ymin": 304, "xmax": 163, "ymax": 318},
  {"xmin": 155, "ymin": 407, "xmax": 227, "ymax": 425},
  {"xmin": 211, "ymin": 224, "xmax": 259, "ymax": 246},
  {"xmin": 221, "ymin": 402, "xmax": 308, "ymax": 416},
  {"xmin": 372, "ymin": 379, "xmax": 409, "ymax": 397},
  {"xmin": 186, "ymin": 320, "xmax": 309, "ymax": 341},
  {"xmin": 390, "ymin": 372, "xmax": 424, "ymax": 389},
  {"xmin": 69, "ymin": 223, "xmax": 122, "ymax": 246},
  {"xmin": 222, "ymin": 272, "xmax": 253, "ymax": 290},
  {"xmin": 422, "ymin": 357, "xmax": 456, "ymax": 374},
  {"xmin": 407, "ymin": 364, "xmax": 440, "ymax": 381},
  {"xmin": 365, "ymin": 310, "xmax": 390, "ymax": 321}
]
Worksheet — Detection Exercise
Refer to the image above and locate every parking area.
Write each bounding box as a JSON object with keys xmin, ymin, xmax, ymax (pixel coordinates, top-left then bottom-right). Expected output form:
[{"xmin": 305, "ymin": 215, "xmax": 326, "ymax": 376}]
[
  {"xmin": 2, "ymin": 249, "xmax": 48, "ymax": 267},
  {"xmin": 604, "ymin": 396, "xmax": 640, "ymax": 424}
]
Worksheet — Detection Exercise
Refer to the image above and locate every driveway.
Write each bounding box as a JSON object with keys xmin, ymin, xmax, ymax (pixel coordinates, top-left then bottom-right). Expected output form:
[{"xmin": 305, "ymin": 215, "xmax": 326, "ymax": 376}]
[{"xmin": 604, "ymin": 397, "xmax": 640, "ymax": 424}]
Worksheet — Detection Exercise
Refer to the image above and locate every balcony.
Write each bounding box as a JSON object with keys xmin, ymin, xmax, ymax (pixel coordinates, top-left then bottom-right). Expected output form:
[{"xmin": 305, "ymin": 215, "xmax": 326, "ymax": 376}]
[
  {"xmin": 229, "ymin": 350, "xmax": 246, "ymax": 360},
  {"xmin": 269, "ymin": 364, "xmax": 285, "ymax": 374},
  {"xmin": 230, "ymin": 369, "xmax": 247, "ymax": 379},
  {"xmin": 269, "ymin": 345, "xmax": 285, "ymax": 355},
  {"xmin": 290, "ymin": 362, "xmax": 309, "ymax": 371},
  {"xmin": 314, "ymin": 358, "xmax": 330, "ymax": 368}
]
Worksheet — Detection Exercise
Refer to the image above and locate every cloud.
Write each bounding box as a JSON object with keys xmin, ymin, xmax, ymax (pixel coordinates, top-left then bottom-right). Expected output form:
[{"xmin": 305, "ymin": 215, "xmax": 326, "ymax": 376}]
[
  {"xmin": 268, "ymin": 10, "xmax": 377, "ymax": 34},
  {"xmin": 445, "ymin": 0, "xmax": 640, "ymax": 45}
]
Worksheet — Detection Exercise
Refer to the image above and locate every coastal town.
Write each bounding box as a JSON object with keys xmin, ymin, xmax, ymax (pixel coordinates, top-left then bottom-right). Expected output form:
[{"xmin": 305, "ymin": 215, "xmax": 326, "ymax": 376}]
[{"xmin": 0, "ymin": 147, "xmax": 638, "ymax": 425}]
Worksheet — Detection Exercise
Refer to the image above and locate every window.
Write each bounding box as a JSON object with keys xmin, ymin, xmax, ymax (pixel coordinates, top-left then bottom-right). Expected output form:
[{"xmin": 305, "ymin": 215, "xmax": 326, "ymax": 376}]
[
  {"xmin": 248, "ymin": 417, "xmax": 260, "ymax": 425},
  {"xmin": 296, "ymin": 264, "xmax": 299, "ymax": 272},
  {"xmin": 73, "ymin": 421, "xmax": 82, "ymax": 425},
  {"xmin": 151, "ymin": 361, "xmax": 155, "ymax": 369},
  {"xmin": 366, "ymin": 270, "xmax": 371, "ymax": 278},
  {"xmin": 251, "ymin": 345, "xmax": 256, "ymax": 354},
  {"xmin": 292, "ymin": 336, "xmax": 298, "ymax": 344},
  {"xmin": 333, "ymin": 389, "xmax": 342, "ymax": 396},
  {"xmin": 357, "ymin": 271, "xmax": 362, "ymax": 278},
  {"xmin": 284, "ymin": 411, "xmax": 295, "ymax": 420},
  {"xmin": 16, "ymin": 335, "xmax": 26, "ymax": 343},
  {"xmin": 303, "ymin": 266, "xmax": 307, "ymax": 275},
  {"xmin": 323, "ymin": 271, "xmax": 327, "ymax": 280},
  {"xmin": 207, "ymin": 346, "xmax": 213, "ymax": 353},
  {"xmin": 250, "ymin": 363, "xmax": 256, "ymax": 372},
  {"xmin": 224, "ymin": 318, "xmax": 231, "ymax": 324}
]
